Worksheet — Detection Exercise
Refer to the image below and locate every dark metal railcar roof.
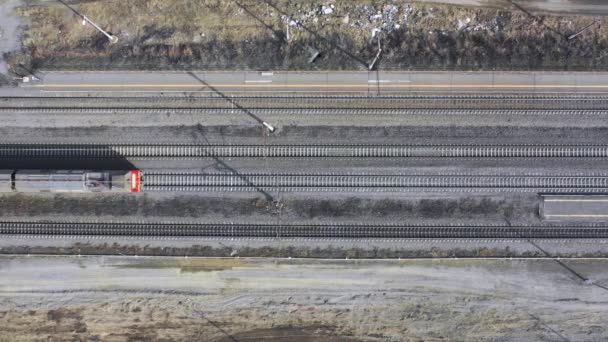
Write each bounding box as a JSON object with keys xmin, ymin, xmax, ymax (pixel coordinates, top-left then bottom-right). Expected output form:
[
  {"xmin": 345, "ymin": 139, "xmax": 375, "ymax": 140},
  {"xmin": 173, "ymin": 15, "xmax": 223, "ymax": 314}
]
[{"xmin": 14, "ymin": 170, "xmax": 89, "ymax": 192}]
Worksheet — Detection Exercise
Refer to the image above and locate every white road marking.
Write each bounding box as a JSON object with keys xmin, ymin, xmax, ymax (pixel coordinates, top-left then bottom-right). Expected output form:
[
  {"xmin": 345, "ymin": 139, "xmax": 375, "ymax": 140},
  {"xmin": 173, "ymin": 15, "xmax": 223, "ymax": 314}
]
[
  {"xmin": 545, "ymin": 214, "xmax": 608, "ymax": 217},
  {"xmin": 367, "ymin": 80, "xmax": 391, "ymax": 83},
  {"xmin": 545, "ymin": 199, "xmax": 608, "ymax": 202},
  {"xmin": 244, "ymin": 80, "xmax": 273, "ymax": 83}
]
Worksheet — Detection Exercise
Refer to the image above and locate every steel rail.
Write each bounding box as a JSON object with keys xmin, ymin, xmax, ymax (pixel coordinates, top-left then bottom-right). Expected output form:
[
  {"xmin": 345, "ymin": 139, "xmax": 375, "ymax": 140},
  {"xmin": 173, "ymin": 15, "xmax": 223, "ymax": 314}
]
[
  {"xmin": 142, "ymin": 173, "xmax": 608, "ymax": 192},
  {"xmin": 3, "ymin": 144, "xmax": 608, "ymax": 159},
  {"xmin": 3, "ymin": 95, "xmax": 608, "ymax": 110},
  {"xmin": 4, "ymin": 94, "xmax": 608, "ymax": 101},
  {"xmin": 1, "ymin": 108, "xmax": 608, "ymax": 116},
  {"xmin": 1, "ymin": 221, "xmax": 608, "ymax": 239}
]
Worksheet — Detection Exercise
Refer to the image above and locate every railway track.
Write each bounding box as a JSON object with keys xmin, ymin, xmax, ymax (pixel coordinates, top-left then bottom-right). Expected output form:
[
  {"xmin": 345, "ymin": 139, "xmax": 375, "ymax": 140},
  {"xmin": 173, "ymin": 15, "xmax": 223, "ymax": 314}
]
[
  {"xmin": 3, "ymin": 144, "xmax": 608, "ymax": 158},
  {"xmin": 1, "ymin": 221, "xmax": 607, "ymax": 239},
  {"xmin": 142, "ymin": 173, "xmax": 608, "ymax": 192},
  {"xmin": 2, "ymin": 108, "xmax": 608, "ymax": 116},
  {"xmin": 3, "ymin": 95, "xmax": 608, "ymax": 110},
  {"xmin": 4, "ymin": 94, "xmax": 608, "ymax": 101}
]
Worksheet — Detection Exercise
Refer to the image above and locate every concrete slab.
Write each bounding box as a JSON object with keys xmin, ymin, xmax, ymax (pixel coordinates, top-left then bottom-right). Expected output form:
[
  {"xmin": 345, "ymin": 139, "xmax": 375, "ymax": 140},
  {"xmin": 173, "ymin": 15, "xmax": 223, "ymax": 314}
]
[{"xmin": 542, "ymin": 195, "xmax": 608, "ymax": 221}]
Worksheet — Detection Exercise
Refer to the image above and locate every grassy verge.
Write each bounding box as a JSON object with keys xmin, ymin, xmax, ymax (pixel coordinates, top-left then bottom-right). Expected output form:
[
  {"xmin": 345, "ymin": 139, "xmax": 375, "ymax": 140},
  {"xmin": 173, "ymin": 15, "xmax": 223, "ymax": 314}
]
[{"xmin": 8, "ymin": 0, "xmax": 608, "ymax": 71}]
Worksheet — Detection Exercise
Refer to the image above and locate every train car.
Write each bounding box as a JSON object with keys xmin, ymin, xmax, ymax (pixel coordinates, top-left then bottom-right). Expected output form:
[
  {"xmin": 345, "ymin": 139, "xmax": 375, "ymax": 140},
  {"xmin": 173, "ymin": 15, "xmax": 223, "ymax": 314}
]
[{"xmin": 0, "ymin": 170, "xmax": 141, "ymax": 193}]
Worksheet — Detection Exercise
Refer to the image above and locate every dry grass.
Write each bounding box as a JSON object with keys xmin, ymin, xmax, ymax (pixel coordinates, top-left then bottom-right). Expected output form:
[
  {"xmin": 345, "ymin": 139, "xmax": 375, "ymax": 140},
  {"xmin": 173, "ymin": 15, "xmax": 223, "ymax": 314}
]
[{"xmin": 10, "ymin": 0, "xmax": 608, "ymax": 70}]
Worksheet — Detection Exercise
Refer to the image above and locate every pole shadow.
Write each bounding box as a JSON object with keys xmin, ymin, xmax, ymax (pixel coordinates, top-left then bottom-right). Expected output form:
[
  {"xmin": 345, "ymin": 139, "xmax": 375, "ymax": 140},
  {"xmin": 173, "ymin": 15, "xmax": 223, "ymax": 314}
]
[
  {"xmin": 194, "ymin": 310, "xmax": 241, "ymax": 342},
  {"xmin": 509, "ymin": 1, "xmax": 567, "ymax": 39},
  {"xmin": 505, "ymin": 219, "xmax": 608, "ymax": 293},
  {"xmin": 527, "ymin": 313, "xmax": 572, "ymax": 342},
  {"xmin": 194, "ymin": 130, "xmax": 274, "ymax": 202},
  {"xmin": 231, "ymin": 1, "xmax": 287, "ymax": 44},
  {"xmin": 186, "ymin": 71, "xmax": 271, "ymax": 129},
  {"xmin": 185, "ymin": 72, "xmax": 275, "ymax": 200},
  {"xmin": 236, "ymin": 0, "xmax": 369, "ymax": 69}
]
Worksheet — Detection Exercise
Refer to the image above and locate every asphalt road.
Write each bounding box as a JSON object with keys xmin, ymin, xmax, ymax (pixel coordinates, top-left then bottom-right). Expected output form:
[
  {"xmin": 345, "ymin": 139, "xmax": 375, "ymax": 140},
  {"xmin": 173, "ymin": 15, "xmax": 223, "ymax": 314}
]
[
  {"xmin": 8, "ymin": 70, "xmax": 608, "ymax": 96},
  {"xmin": 419, "ymin": 0, "xmax": 608, "ymax": 15}
]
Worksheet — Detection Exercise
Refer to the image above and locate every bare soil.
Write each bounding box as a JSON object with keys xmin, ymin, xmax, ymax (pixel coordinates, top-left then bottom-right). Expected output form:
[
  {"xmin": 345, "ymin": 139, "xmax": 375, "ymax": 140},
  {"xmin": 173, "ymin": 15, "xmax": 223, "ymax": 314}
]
[{"xmin": 1, "ymin": 256, "xmax": 607, "ymax": 341}]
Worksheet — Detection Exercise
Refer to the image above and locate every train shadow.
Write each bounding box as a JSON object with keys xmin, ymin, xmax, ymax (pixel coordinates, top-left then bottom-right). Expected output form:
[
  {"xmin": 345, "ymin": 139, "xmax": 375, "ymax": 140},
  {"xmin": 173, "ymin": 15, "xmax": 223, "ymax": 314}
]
[{"xmin": 0, "ymin": 144, "xmax": 136, "ymax": 171}]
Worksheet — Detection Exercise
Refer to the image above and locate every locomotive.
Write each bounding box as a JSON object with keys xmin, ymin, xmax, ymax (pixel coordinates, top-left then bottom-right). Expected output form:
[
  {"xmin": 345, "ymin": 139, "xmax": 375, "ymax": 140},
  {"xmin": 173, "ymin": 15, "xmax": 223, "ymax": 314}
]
[{"xmin": 0, "ymin": 170, "xmax": 141, "ymax": 193}]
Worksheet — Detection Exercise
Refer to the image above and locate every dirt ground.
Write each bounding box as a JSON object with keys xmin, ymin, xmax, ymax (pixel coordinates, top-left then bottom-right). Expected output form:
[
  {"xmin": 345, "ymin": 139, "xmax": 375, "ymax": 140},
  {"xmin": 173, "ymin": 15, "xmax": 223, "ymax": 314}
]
[
  {"xmin": 1, "ymin": 256, "xmax": 607, "ymax": 341},
  {"xmin": 5, "ymin": 0, "xmax": 608, "ymax": 73},
  {"xmin": 0, "ymin": 0, "xmax": 21, "ymax": 79}
]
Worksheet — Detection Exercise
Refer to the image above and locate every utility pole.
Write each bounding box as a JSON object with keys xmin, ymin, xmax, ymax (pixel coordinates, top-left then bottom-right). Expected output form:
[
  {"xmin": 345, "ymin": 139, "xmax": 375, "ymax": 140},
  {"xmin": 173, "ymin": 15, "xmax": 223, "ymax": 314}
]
[
  {"xmin": 57, "ymin": 0, "xmax": 118, "ymax": 43},
  {"xmin": 568, "ymin": 19, "xmax": 600, "ymax": 41},
  {"xmin": 81, "ymin": 15, "xmax": 118, "ymax": 43},
  {"xmin": 368, "ymin": 35, "xmax": 382, "ymax": 71},
  {"xmin": 262, "ymin": 121, "xmax": 275, "ymax": 133}
]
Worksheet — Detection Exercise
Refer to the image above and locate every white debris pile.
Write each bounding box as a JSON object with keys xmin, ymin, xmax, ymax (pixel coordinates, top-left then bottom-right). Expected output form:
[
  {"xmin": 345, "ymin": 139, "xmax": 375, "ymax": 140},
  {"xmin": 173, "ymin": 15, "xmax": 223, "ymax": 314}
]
[
  {"xmin": 275, "ymin": 2, "xmax": 505, "ymax": 40},
  {"xmin": 279, "ymin": 2, "xmax": 416, "ymax": 39},
  {"xmin": 271, "ymin": 2, "xmax": 506, "ymax": 43},
  {"xmin": 456, "ymin": 16, "xmax": 502, "ymax": 32},
  {"xmin": 403, "ymin": 4, "xmax": 415, "ymax": 20},
  {"xmin": 457, "ymin": 18, "xmax": 471, "ymax": 31},
  {"xmin": 321, "ymin": 4, "xmax": 334, "ymax": 15},
  {"xmin": 357, "ymin": 4, "xmax": 404, "ymax": 38},
  {"xmin": 279, "ymin": 2, "xmax": 336, "ymax": 29}
]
